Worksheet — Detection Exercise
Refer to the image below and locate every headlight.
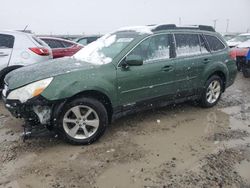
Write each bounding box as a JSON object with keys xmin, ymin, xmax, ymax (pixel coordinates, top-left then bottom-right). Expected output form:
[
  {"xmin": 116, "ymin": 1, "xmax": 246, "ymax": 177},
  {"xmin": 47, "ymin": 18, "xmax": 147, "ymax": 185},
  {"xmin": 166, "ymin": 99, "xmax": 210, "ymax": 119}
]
[{"xmin": 7, "ymin": 77, "xmax": 53, "ymax": 103}]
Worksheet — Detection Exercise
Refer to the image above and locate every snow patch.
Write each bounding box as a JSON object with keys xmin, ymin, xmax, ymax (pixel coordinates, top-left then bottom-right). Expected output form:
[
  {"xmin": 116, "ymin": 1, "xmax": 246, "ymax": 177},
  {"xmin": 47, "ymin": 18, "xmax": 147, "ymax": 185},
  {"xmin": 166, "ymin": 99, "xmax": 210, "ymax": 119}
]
[
  {"xmin": 176, "ymin": 45, "xmax": 201, "ymax": 57},
  {"xmin": 73, "ymin": 34, "xmax": 116, "ymax": 65},
  {"xmin": 117, "ymin": 26, "xmax": 154, "ymax": 35}
]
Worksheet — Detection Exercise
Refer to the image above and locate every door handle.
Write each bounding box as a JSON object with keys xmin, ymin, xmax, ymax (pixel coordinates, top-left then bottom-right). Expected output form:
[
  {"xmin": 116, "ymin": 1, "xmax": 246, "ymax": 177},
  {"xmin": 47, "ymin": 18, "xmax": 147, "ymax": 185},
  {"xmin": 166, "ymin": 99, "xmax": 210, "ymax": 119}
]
[
  {"xmin": 162, "ymin": 65, "xmax": 173, "ymax": 72},
  {"xmin": 203, "ymin": 58, "xmax": 211, "ymax": 64}
]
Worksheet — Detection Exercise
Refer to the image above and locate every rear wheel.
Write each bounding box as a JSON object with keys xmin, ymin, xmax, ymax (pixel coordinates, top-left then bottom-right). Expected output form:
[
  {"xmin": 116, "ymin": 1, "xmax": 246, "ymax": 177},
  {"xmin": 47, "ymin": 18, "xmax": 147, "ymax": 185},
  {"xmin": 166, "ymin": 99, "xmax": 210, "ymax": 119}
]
[
  {"xmin": 200, "ymin": 75, "xmax": 223, "ymax": 108},
  {"xmin": 57, "ymin": 97, "xmax": 108, "ymax": 145}
]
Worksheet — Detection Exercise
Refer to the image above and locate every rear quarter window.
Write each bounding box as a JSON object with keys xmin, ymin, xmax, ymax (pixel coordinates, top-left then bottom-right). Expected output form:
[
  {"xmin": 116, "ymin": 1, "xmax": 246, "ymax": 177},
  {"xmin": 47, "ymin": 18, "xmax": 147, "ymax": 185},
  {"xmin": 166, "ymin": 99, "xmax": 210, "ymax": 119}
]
[
  {"xmin": 204, "ymin": 35, "xmax": 225, "ymax": 52},
  {"xmin": 0, "ymin": 34, "xmax": 14, "ymax": 48}
]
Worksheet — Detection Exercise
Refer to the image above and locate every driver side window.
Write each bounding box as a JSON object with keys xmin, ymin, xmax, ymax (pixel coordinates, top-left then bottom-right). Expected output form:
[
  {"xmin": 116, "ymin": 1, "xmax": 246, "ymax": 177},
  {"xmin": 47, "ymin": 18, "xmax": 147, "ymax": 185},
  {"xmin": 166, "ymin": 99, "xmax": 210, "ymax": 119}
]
[{"xmin": 128, "ymin": 34, "xmax": 171, "ymax": 63}]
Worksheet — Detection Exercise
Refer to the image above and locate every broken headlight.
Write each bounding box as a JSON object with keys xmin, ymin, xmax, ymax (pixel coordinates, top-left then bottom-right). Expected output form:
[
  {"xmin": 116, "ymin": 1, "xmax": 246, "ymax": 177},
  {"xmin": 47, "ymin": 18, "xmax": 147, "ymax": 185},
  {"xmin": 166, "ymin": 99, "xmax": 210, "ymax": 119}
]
[{"xmin": 7, "ymin": 77, "xmax": 53, "ymax": 103}]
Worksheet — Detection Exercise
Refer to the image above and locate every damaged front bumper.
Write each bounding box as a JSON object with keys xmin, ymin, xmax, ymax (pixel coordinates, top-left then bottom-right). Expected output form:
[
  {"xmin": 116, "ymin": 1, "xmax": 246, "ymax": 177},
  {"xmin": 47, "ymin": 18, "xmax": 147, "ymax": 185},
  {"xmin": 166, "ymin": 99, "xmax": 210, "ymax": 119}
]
[{"xmin": 3, "ymin": 95, "xmax": 54, "ymax": 125}]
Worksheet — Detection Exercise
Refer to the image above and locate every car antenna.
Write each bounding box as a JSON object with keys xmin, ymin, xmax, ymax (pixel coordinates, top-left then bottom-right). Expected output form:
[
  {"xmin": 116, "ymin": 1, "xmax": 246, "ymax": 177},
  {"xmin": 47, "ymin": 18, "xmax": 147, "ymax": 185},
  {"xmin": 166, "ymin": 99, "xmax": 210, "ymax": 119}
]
[{"xmin": 23, "ymin": 25, "xmax": 29, "ymax": 32}]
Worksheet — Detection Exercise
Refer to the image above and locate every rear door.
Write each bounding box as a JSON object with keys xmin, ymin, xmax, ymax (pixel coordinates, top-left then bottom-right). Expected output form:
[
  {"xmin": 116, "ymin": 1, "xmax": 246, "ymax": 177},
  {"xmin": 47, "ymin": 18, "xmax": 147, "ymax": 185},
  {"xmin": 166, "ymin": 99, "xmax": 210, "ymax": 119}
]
[
  {"xmin": 0, "ymin": 34, "xmax": 14, "ymax": 70},
  {"xmin": 117, "ymin": 33, "xmax": 176, "ymax": 106},
  {"xmin": 172, "ymin": 32, "xmax": 207, "ymax": 97}
]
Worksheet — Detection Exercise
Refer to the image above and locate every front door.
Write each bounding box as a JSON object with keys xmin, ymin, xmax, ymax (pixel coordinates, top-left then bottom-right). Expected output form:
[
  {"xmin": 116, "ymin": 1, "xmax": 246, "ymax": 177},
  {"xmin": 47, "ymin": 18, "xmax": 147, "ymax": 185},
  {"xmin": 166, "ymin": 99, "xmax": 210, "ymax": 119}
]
[
  {"xmin": 0, "ymin": 34, "xmax": 14, "ymax": 70},
  {"xmin": 117, "ymin": 33, "xmax": 176, "ymax": 107}
]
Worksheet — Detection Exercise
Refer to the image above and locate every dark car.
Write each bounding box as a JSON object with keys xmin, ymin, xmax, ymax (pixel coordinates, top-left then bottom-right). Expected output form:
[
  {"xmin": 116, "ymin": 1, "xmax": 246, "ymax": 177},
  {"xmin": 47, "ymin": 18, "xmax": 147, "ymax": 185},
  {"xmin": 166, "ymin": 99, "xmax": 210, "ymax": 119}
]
[
  {"xmin": 40, "ymin": 37, "xmax": 83, "ymax": 59},
  {"xmin": 3, "ymin": 24, "xmax": 237, "ymax": 145},
  {"xmin": 74, "ymin": 35, "xmax": 101, "ymax": 46}
]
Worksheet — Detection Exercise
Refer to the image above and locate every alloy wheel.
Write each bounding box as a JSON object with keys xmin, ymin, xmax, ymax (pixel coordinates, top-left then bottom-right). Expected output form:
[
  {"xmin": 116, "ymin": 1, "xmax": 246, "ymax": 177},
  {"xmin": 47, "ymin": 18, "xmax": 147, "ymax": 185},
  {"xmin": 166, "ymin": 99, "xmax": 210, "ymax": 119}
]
[
  {"xmin": 206, "ymin": 80, "xmax": 221, "ymax": 104},
  {"xmin": 63, "ymin": 105, "xmax": 99, "ymax": 139}
]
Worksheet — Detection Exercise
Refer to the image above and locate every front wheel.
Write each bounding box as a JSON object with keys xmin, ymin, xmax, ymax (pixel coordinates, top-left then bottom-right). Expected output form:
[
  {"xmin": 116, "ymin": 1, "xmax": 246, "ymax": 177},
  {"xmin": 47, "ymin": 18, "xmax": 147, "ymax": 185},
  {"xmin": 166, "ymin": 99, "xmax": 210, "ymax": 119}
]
[
  {"xmin": 57, "ymin": 97, "xmax": 108, "ymax": 145},
  {"xmin": 200, "ymin": 75, "xmax": 223, "ymax": 108}
]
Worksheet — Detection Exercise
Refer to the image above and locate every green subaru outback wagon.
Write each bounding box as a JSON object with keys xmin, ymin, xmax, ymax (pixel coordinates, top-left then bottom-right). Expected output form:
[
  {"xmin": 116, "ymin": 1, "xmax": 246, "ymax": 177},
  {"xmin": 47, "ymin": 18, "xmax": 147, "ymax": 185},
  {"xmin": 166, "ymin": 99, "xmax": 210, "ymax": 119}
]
[{"xmin": 2, "ymin": 24, "xmax": 237, "ymax": 144}]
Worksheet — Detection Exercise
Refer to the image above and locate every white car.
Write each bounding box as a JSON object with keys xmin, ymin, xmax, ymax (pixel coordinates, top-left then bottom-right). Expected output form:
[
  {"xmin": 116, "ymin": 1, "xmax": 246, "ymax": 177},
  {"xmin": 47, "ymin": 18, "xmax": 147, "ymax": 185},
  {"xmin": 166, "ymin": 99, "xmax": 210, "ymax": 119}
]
[
  {"xmin": 0, "ymin": 30, "xmax": 52, "ymax": 88},
  {"xmin": 237, "ymin": 39, "xmax": 250, "ymax": 48},
  {"xmin": 227, "ymin": 33, "xmax": 250, "ymax": 48}
]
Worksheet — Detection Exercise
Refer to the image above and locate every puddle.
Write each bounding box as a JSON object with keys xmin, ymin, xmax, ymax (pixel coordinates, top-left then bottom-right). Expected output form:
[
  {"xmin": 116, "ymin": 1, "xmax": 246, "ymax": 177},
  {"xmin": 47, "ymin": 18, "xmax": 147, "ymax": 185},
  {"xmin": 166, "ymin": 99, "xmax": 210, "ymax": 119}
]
[{"xmin": 96, "ymin": 107, "xmax": 230, "ymax": 188}]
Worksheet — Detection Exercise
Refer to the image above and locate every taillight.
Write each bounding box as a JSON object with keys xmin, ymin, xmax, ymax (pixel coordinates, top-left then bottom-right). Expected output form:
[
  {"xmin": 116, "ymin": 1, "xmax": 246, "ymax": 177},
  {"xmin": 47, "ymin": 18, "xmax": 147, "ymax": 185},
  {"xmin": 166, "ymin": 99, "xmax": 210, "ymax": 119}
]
[
  {"xmin": 229, "ymin": 49, "xmax": 236, "ymax": 60},
  {"xmin": 29, "ymin": 47, "xmax": 50, "ymax": 56}
]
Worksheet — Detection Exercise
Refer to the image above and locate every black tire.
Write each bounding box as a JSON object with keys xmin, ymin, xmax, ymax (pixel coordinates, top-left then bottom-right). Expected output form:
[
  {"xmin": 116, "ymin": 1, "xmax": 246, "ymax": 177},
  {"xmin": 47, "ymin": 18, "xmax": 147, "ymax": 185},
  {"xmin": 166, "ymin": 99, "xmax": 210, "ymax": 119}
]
[
  {"xmin": 242, "ymin": 65, "xmax": 250, "ymax": 78},
  {"xmin": 236, "ymin": 61, "xmax": 241, "ymax": 71},
  {"xmin": 57, "ymin": 97, "xmax": 108, "ymax": 145},
  {"xmin": 200, "ymin": 75, "xmax": 223, "ymax": 108}
]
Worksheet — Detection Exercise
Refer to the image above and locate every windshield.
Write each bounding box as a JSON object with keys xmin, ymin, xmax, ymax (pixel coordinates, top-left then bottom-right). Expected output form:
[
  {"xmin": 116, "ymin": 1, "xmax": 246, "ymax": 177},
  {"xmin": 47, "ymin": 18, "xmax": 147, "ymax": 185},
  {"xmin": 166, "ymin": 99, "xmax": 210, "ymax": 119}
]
[
  {"xmin": 73, "ymin": 31, "xmax": 139, "ymax": 64},
  {"xmin": 229, "ymin": 35, "xmax": 250, "ymax": 42}
]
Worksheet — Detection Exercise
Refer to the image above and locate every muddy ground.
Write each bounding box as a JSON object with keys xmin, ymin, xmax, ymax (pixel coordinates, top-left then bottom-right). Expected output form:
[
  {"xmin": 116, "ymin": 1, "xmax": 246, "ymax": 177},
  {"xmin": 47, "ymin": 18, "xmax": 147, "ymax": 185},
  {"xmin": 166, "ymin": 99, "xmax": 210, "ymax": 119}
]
[{"xmin": 0, "ymin": 73, "xmax": 250, "ymax": 188}]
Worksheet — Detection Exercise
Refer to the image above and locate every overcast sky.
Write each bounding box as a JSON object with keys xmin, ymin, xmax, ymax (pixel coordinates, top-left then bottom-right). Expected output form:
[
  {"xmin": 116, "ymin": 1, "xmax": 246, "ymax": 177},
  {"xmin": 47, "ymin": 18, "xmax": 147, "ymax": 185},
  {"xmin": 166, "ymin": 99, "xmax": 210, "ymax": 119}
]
[{"xmin": 1, "ymin": 0, "xmax": 250, "ymax": 35}]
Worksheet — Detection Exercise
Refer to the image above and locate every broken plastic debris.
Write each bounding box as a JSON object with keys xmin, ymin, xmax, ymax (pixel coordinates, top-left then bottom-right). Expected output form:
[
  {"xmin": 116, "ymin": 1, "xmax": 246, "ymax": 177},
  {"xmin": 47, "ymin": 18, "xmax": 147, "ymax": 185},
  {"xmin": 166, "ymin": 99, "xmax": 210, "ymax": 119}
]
[{"xmin": 106, "ymin": 148, "xmax": 115, "ymax": 153}]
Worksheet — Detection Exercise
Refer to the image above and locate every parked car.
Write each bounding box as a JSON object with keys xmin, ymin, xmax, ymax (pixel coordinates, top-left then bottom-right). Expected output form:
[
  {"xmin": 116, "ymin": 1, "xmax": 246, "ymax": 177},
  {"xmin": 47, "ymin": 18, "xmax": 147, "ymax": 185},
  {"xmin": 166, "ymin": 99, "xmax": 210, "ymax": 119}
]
[
  {"xmin": 2, "ymin": 24, "xmax": 237, "ymax": 145},
  {"xmin": 40, "ymin": 37, "xmax": 83, "ymax": 59},
  {"xmin": 227, "ymin": 33, "xmax": 250, "ymax": 48},
  {"xmin": 234, "ymin": 40, "xmax": 250, "ymax": 77},
  {"xmin": 223, "ymin": 34, "xmax": 237, "ymax": 41},
  {"xmin": 0, "ymin": 30, "xmax": 52, "ymax": 89},
  {"xmin": 74, "ymin": 35, "xmax": 101, "ymax": 46}
]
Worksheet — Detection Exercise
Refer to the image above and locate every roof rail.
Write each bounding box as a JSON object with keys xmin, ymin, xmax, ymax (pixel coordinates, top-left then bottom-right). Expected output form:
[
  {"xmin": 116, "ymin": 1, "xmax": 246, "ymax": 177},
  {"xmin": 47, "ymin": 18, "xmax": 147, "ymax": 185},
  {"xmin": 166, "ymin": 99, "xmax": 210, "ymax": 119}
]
[
  {"xmin": 152, "ymin": 24, "xmax": 177, "ymax": 31},
  {"xmin": 152, "ymin": 24, "xmax": 215, "ymax": 32},
  {"xmin": 197, "ymin": 25, "xmax": 215, "ymax": 32}
]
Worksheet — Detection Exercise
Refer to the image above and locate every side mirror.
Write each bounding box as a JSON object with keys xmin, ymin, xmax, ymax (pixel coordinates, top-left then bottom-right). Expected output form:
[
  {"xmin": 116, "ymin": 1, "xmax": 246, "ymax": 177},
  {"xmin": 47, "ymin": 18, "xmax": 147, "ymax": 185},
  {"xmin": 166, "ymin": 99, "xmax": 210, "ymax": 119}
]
[{"xmin": 125, "ymin": 55, "xmax": 143, "ymax": 66}]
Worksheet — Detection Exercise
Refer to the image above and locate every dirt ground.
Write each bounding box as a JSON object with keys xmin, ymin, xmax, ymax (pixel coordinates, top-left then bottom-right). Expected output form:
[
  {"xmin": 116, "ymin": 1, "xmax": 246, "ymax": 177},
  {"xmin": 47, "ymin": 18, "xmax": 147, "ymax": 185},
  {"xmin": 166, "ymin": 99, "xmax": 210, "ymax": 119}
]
[{"xmin": 0, "ymin": 73, "xmax": 250, "ymax": 188}]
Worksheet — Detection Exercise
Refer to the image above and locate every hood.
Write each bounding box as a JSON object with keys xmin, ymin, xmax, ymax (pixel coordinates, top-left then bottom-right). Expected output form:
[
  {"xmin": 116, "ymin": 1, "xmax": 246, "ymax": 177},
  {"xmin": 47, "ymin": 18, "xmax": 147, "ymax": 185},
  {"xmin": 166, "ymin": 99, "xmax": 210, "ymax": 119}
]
[{"xmin": 5, "ymin": 57, "xmax": 97, "ymax": 89}]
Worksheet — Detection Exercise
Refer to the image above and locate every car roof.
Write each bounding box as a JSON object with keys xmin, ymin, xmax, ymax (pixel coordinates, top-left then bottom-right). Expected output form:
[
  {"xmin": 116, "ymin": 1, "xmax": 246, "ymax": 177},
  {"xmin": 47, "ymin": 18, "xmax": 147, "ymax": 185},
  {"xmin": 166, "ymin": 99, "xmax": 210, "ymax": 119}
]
[
  {"xmin": 0, "ymin": 30, "xmax": 34, "ymax": 36},
  {"xmin": 39, "ymin": 36, "xmax": 78, "ymax": 44},
  {"xmin": 116, "ymin": 24, "xmax": 216, "ymax": 35},
  {"xmin": 76, "ymin": 35, "xmax": 102, "ymax": 39}
]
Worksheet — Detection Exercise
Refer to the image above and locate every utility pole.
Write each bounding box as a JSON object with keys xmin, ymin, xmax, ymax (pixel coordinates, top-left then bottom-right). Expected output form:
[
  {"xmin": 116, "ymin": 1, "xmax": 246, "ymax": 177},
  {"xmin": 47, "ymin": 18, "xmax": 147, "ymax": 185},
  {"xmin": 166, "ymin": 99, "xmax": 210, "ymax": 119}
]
[
  {"xmin": 179, "ymin": 17, "xmax": 182, "ymax": 26},
  {"xmin": 226, "ymin": 19, "xmax": 230, "ymax": 33},
  {"xmin": 213, "ymin": 19, "xmax": 218, "ymax": 30}
]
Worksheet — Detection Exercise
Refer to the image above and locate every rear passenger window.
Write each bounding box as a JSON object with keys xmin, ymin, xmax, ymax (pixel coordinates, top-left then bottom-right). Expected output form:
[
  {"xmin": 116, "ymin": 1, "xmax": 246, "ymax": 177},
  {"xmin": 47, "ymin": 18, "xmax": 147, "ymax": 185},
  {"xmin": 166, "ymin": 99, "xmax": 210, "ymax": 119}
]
[
  {"xmin": 204, "ymin": 35, "xmax": 225, "ymax": 52},
  {"xmin": 174, "ymin": 34, "xmax": 201, "ymax": 57},
  {"xmin": 0, "ymin": 34, "xmax": 14, "ymax": 48}
]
